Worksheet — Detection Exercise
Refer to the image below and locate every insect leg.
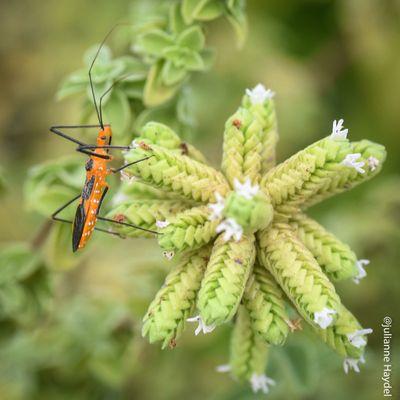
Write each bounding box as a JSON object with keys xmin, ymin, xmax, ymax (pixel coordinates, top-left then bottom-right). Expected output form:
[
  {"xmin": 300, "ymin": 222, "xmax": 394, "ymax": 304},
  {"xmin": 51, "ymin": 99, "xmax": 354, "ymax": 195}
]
[
  {"xmin": 51, "ymin": 194, "xmax": 81, "ymax": 221},
  {"xmin": 110, "ymin": 156, "xmax": 153, "ymax": 173},
  {"xmin": 76, "ymin": 147, "xmax": 111, "ymax": 159},
  {"xmin": 53, "ymin": 217, "xmax": 123, "ymax": 237},
  {"xmin": 51, "ymin": 195, "xmax": 122, "ymax": 237},
  {"xmin": 50, "ymin": 124, "xmax": 106, "ymax": 146},
  {"xmin": 96, "ymin": 216, "xmax": 159, "ymax": 235}
]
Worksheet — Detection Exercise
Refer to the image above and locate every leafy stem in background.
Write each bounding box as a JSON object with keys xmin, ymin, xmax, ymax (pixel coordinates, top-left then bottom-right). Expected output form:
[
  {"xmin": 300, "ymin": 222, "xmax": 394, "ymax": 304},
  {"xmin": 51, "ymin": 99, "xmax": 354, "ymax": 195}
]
[{"xmin": 57, "ymin": 0, "xmax": 247, "ymax": 142}]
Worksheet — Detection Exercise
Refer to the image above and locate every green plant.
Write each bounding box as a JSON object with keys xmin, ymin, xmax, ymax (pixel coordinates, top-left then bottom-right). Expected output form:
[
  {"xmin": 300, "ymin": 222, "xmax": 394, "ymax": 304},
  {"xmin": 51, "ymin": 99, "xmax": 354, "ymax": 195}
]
[
  {"xmin": 105, "ymin": 85, "xmax": 385, "ymax": 394},
  {"xmin": 57, "ymin": 0, "xmax": 247, "ymax": 142}
]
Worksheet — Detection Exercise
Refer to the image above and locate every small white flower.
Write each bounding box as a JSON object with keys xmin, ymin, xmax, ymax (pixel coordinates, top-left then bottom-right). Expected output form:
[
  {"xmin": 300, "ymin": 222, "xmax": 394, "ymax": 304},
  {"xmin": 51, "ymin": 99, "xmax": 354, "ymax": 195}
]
[
  {"xmin": 353, "ymin": 259, "xmax": 370, "ymax": 284},
  {"xmin": 156, "ymin": 220, "xmax": 170, "ymax": 229},
  {"xmin": 208, "ymin": 192, "xmax": 225, "ymax": 220},
  {"xmin": 216, "ymin": 364, "xmax": 231, "ymax": 373},
  {"xmin": 314, "ymin": 308, "xmax": 337, "ymax": 329},
  {"xmin": 367, "ymin": 156, "xmax": 379, "ymax": 171},
  {"xmin": 341, "ymin": 153, "xmax": 365, "ymax": 174},
  {"xmin": 343, "ymin": 355, "xmax": 365, "ymax": 374},
  {"xmin": 216, "ymin": 218, "xmax": 243, "ymax": 242},
  {"xmin": 245, "ymin": 84, "xmax": 274, "ymax": 105},
  {"xmin": 120, "ymin": 169, "xmax": 136, "ymax": 184},
  {"xmin": 250, "ymin": 373, "xmax": 276, "ymax": 394},
  {"xmin": 163, "ymin": 251, "xmax": 174, "ymax": 260},
  {"xmin": 129, "ymin": 139, "xmax": 139, "ymax": 149},
  {"xmin": 233, "ymin": 177, "xmax": 259, "ymax": 200},
  {"xmin": 331, "ymin": 119, "xmax": 348, "ymax": 140},
  {"xmin": 347, "ymin": 328, "xmax": 373, "ymax": 348},
  {"xmin": 187, "ymin": 315, "xmax": 215, "ymax": 336}
]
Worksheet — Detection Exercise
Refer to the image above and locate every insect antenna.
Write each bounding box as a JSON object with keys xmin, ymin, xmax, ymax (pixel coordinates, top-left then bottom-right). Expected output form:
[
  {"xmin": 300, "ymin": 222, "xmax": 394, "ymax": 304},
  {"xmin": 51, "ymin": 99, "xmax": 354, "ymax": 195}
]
[
  {"xmin": 98, "ymin": 73, "xmax": 139, "ymax": 129},
  {"xmin": 88, "ymin": 23, "xmax": 130, "ymax": 130}
]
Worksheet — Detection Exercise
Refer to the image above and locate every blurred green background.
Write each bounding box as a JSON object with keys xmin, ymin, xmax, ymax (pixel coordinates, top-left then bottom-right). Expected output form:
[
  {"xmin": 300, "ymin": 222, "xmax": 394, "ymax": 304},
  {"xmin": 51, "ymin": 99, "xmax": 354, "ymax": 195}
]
[{"xmin": 0, "ymin": 0, "xmax": 399, "ymax": 399}]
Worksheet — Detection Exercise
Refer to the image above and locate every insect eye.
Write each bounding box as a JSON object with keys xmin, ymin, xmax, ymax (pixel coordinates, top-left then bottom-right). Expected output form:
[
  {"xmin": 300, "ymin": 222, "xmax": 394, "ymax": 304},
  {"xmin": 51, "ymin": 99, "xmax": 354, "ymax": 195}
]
[{"xmin": 100, "ymin": 135, "xmax": 106, "ymax": 140}]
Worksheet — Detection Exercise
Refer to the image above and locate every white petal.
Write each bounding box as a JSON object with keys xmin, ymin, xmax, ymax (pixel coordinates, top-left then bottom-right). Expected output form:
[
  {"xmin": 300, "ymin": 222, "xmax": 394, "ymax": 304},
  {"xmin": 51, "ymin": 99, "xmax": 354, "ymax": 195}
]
[
  {"xmin": 245, "ymin": 84, "xmax": 275, "ymax": 105},
  {"xmin": 216, "ymin": 218, "xmax": 243, "ymax": 242},
  {"xmin": 216, "ymin": 364, "xmax": 231, "ymax": 373},
  {"xmin": 250, "ymin": 373, "xmax": 276, "ymax": 394},
  {"xmin": 314, "ymin": 308, "xmax": 336, "ymax": 329},
  {"xmin": 163, "ymin": 251, "xmax": 174, "ymax": 260},
  {"xmin": 353, "ymin": 259, "xmax": 370, "ymax": 284},
  {"xmin": 233, "ymin": 177, "xmax": 259, "ymax": 200},
  {"xmin": 331, "ymin": 119, "xmax": 348, "ymax": 140},
  {"xmin": 347, "ymin": 328, "xmax": 373, "ymax": 348},
  {"xmin": 341, "ymin": 153, "xmax": 365, "ymax": 174},
  {"xmin": 156, "ymin": 220, "xmax": 170, "ymax": 229},
  {"xmin": 367, "ymin": 156, "xmax": 379, "ymax": 171},
  {"xmin": 187, "ymin": 315, "xmax": 215, "ymax": 336}
]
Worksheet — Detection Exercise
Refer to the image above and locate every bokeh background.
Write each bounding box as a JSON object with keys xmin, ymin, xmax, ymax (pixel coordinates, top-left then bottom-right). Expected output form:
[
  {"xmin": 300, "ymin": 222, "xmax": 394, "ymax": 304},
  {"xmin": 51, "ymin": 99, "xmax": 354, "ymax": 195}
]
[{"xmin": 0, "ymin": 0, "xmax": 399, "ymax": 399}]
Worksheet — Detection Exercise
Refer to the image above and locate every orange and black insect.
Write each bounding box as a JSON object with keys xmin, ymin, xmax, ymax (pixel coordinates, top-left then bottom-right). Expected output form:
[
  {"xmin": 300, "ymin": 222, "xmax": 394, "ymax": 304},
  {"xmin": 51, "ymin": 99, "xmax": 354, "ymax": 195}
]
[{"xmin": 50, "ymin": 26, "xmax": 156, "ymax": 252}]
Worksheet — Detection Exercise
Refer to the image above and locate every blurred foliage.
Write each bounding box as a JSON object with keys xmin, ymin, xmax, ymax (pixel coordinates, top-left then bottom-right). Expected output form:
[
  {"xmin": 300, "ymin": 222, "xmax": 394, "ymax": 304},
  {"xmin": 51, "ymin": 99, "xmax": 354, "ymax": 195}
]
[{"xmin": 0, "ymin": 0, "xmax": 399, "ymax": 399}]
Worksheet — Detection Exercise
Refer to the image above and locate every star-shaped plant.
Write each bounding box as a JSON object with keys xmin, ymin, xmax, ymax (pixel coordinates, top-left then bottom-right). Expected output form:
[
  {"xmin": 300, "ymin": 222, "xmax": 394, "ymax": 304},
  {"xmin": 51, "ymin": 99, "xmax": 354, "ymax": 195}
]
[{"xmin": 107, "ymin": 84, "xmax": 386, "ymax": 394}]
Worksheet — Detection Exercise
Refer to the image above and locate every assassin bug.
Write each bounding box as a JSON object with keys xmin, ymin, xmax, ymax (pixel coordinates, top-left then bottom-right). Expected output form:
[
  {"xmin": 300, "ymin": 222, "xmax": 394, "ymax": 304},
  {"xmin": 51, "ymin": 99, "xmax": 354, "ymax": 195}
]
[{"xmin": 50, "ymin": 26, "xmax": 156, "ymax": 252}]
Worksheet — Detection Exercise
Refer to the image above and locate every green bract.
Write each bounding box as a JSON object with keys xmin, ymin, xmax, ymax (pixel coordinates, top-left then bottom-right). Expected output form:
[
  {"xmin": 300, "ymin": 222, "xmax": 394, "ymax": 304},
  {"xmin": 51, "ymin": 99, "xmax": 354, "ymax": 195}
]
[{"xmin": 107, "ymin": 84, "xmax": 386, "ymax": 393}]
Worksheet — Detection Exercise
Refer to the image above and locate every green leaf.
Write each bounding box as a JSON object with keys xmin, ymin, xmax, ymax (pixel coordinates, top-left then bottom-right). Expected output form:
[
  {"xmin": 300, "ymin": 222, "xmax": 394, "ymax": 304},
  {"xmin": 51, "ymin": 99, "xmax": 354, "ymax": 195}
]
[
  {"xmin": 121, "ymin": 80, "xmax": 145, "ymax": 99},
  {"xmin": 200, "ymin": 48, "xmax": 216, "ymax": 70},
  {"xmin": 169, "ymin": 2, "xmax": 187, "ymax": 34},
  {"xmin": 85, "ymin": 79, "xmax": 112, "ymax": 108},
  {"xmin": 44, "ymin": 224, "xmax": 82, "ymax": 271},
  {"xmin": 0, "ymin": 244, "xmax": 43, "ymax": 284},
  {"xmin": 83, "ymin": 44, "xmax": 112, "ymax": 66},
  {"xmin": 102, "ymin": 89, "xmax": 132, "ymax": 139},
  {"xmin": 226, "ymin": 0, "xmax": 248, "ymax": 47},
  {"xmin": 181, "ymin": 0, "xmax": 199, "ymax": 24},
  {"xmin": 118, "ymin": 56, "xmax": 148, "ymax": 81},
  {"xmin": 195, "ymin": 1, "xmax": 224, "ymax": 21},
  {"xmin": 24, "ymin": 157, "xmax": 84, "ymax": 217},
  {"xmin": 143, "ymin": 61, "xmax": 181, "ymax": 107},
  {"xmin": 183, "ymin": 51, "xmax": 205, "ymax": 71},
  {"xmin": 56, "ymin": 79, "xmax": 86, "ymax": 101},
  {"xmin": 161, "ymin": 61, "xmax": 188, "ymax": 86},
  {"xmin": 136, "ymin": 30, "xmax": 174, "ymax": 57},
  {"xmin": 181, "ymin": 0, "xmax": 209, "ymax": 24},
  {"xmin": 178, "ymin": 26, "xmax": 205, "ymax": 51}
]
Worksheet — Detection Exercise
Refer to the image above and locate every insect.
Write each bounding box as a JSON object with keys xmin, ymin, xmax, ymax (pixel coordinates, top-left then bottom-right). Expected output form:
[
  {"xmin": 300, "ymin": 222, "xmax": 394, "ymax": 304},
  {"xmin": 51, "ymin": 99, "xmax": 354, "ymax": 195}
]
[{"xmin": 50, "ymin": 26, "xmax": 156, "ymax": 252}]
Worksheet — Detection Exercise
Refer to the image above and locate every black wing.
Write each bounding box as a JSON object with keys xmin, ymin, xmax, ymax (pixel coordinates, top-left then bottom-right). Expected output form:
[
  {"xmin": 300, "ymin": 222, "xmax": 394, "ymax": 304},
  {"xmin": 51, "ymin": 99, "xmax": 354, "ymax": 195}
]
[{"xmin": 72, "ymin": 203, "xmax": 86, "ymax": 252}]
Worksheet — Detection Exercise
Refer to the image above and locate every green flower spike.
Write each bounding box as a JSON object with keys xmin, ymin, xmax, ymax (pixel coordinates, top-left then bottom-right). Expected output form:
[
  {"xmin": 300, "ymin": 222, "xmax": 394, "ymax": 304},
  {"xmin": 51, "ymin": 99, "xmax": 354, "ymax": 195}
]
[
  {"xmin": 217, "ymin": 305, "xmax": 275, "ymax": 395},
  {"xmin": 142, "ymin": 245, "xmax": 211, "ymax": 348},
  {"xmin": 108, "ymin": 84, "xmax": 386, "ymax": 391}
]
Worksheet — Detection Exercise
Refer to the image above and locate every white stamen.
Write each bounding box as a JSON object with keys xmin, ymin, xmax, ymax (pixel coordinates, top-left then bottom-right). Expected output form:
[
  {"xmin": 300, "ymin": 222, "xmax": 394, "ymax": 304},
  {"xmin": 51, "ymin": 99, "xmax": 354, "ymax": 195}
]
[
  {"xmin": 129, "ymin": 139, "xmax": 139, "ymax": 149},
  {"xmin": 186, "ymin": 315, "xmax": 215, "ymax": 336},
  {"xmin": 367, "ymin": 156, "xmax": 379, "ymax": 171},
  {"xmin": 341, "ymin": 153, "xmax": 365, "ymax": 174},
  {"xmin": 245, "ymin": 84, "xmax": 274, "ymax": 105},
  {"xmin": 314, "ymin": 308, "xmax": 336, "ymax": 329},
  {"xmin": 347, "ymin": 328, "xmax": 373, "ymax": 348},
  {"xmin": 120, "ymin": 170, "xmax": 136, "ymax": 184},
  {"xmin": 216, "ymin": 218, "xmax": 243, "ymax": 242},
  {"xmin": 233, "ymin": 177, "xmax": 259, "ymax": 200},
  {"xmin": 353, "ymin": 259, "xmax": 370, "ymax": 284},
  {"xmin": 156, "ymin": 220, "xmax": 170, "ymax": 229},
  {"xmin": 208, "ymin": 192, "xmax": 225, "ymax": 221},
  {"xmin": 250, "ymin": 373, "xmax": 276, "ymax": 394},
  {"xmin": 343, "ymin": 355, "xmax": 365, "ymax": 374},
  {"xmin": 216, "ymin": 364, "xmax": 231, "ymax": 373},
  {"xmin": 331, "ymin": 119, "xmax": 348, "ymax": 140},
  {"xmin": 163, "ymin": 251, "xmax": 174, "ymax": 260}
]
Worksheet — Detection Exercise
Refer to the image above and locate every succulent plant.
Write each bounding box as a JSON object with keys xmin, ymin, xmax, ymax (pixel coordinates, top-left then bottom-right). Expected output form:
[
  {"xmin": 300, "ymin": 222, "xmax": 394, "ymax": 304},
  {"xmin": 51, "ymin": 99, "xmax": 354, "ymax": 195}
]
[{"xmin": 105, "ymin": 83, "xmax": 386, "ymax": 394}]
